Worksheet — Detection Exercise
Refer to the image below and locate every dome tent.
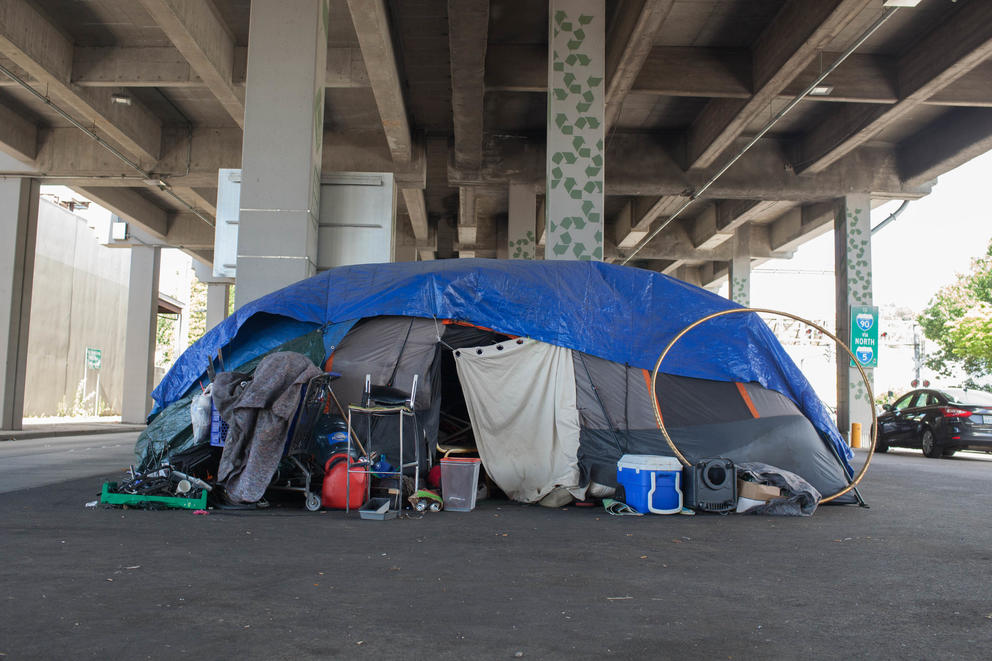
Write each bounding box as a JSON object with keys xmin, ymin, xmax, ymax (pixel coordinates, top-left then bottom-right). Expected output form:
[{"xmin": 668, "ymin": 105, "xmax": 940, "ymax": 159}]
[{"xmin": 151, "ymin": 259, "xmax": 855, "ymax": 503}]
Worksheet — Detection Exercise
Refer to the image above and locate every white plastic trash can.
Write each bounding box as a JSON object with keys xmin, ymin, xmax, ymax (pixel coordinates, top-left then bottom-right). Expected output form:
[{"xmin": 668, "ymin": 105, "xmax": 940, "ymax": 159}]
[{"xmin": 440, "ymin": 457, "xmax": 482, "ymax": 512}]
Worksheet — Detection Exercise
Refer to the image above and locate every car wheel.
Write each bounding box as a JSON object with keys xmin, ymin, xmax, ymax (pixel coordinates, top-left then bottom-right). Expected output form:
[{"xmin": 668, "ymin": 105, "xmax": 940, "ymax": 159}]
[
  {"xmin": 873, "ymin": 425, "xmax": 889, "ymax": 453},
  {"xmin": 921, "ymin": 428, "xmax": 942, "ymax": 458}
]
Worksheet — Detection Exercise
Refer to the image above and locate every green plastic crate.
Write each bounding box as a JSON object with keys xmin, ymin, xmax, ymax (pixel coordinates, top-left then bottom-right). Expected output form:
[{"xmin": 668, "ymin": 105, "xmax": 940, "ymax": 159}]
[{"xmin": 100, "ymin": 481, "xmax": 208, "ymax": 510}]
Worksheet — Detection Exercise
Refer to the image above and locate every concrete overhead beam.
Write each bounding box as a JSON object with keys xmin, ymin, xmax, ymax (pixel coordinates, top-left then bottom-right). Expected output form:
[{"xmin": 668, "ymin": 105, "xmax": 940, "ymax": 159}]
[
  {"xmin": 898, "ymin": 107, "xmax": 992, "ymax": 187},
  {"xmin": 165, "ymin": 213, "xmax": 213, "ymax": 249},
  {"xmin": 0, "ymin": 102, "xmax": 37, "ymax": 162},
  {"xmin": 603, "ymin": 0, "xmax": 674, "ymax": 131},
  {"xmin": 400, "ymin": 187, "xmax": 429, "ymax": 241},
  {"xmin": 458, "ymin": 187, "xmax": 477, "ymax": 246},
  {"xmin": 782, "ymin": 53, "xmax": 896, "ymax": 103},
  {"xmin": 699, "ymin": 261, "xmax": 727, "ymax": 289},
  {"xmin": 630, "ymin": 46, "xmax": 750, "ymax": 99},
  {"xmin": 486, "ymin": 45, "xmax": 992, "ymax": 108},
  {"xmin": 690, "ymin": 199, "xmax": 778, "ymax": 251},
  {"xmin": 927, "ymin": 61, "xmax": 992, "ymax": 107},
  {"xmin": 138, "ymin": 0, "xmax": 245, "ymax": 128},
  {"xmin": 613, "ymin": 194, "xmax": 686, "ymax": 249},
  {"xmin": 346, "ymin": 0, "xmax": 413, "ymax": 164},
  {"xmin": 74, "ymin": 186, "xmax": 169, "ymax": 239},
  {"xmin": 686, "ymin": 0, "xmax": 873, "ymax": 170},
  {"xmin": 171, "ymin": 186, "xmax": 217, "ymax": 217},
  {"xmin": 25, "ymin": 127, "xmax": 407, "ymax": 189},
  {"xmin": 417, "ymin": 224, "xmax": 438, "ymax": 261},
  {"xmin": 448, "ymin": 0, "xmax": 489, "ymax": 174},
  {"xmin": 673, "ymin": 265, "xmax": 702, "ymax": 286},
  {"xmin": 451, "ymin": 133, "xmax": 931, "ymax": 200},
  {"xmin": 0, "ymin": 0, "xmax": 163, "ymax": 163},
  {"xmin": 69, "ymin": 47, "xmax": 205, "ymax": 87},
  {"xmin": 47, "ymin": 45, "xmax": 370, "ymax": 89},
  {"xmin": 610, "ymin": 220, "xmax": 789, "ymax": 263},
  {"xmin": 768, "ymin": 202, "xmax": 836, "ymax": 253},
  {"xmin": 799, "ymin": 0, "xmax": 992, "ymax": 174},
  {"xmin": 395, "ymin": 216, "xmax": 437, "ymax": 260}
]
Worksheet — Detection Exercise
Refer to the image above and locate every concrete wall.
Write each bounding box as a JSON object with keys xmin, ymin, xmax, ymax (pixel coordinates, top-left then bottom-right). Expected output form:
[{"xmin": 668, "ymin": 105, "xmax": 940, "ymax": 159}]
[{"xmin": 23, "ymin": 199, "xmax": 129, "ymax": 416}]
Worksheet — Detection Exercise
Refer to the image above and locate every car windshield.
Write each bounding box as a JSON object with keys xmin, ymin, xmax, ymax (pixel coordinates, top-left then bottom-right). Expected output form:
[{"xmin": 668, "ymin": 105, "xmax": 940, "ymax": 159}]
[{"xmin": 937, "ymin": 388, "xmax": 992, "ymax": 406}]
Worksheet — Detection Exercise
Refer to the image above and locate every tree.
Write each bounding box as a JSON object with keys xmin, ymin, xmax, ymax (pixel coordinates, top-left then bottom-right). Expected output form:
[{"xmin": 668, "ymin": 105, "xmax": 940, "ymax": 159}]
[
  {"xmin": 186, "ymin": 274, "xmax": 209, "ymax": 345},
  {"xmin": 918, "ymin": 243, "xmax": 992, "ymax": 380}
]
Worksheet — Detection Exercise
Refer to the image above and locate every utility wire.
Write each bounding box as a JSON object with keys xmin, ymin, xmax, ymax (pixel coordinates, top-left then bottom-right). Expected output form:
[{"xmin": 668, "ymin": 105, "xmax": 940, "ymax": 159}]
[{"xmin": 621, "ymin": 6, "xmax": 900, "ymax": 265}]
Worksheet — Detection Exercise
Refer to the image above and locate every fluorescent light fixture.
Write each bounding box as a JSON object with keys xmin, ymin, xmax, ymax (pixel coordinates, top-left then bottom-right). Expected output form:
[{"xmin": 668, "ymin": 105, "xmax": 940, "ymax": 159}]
[
  {"xmin": 142, "ymin": 178, "xmax": 171, "ymax": 190},
  {"xmin": 882, "ymin": 0, "xmax": 922, "ymax": 7},
  {"xmin": 110, "ymin": 93, "xmax": 132, "ymax": 106},
  {"xmin": 808, "ymin": 85, "xmax": 834, "ymax": 96}
]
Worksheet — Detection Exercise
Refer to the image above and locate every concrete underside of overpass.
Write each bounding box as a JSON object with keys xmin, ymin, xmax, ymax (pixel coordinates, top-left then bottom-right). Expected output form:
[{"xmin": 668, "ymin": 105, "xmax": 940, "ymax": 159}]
[{"xmin": 2, "ymin": 0, "xmax": 992, "ymax": 426}]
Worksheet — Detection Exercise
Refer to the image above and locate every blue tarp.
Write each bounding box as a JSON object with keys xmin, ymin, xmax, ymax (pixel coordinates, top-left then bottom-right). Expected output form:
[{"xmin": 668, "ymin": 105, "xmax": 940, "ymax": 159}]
[{"xmin": 153, "ymin": 259, "xmax": 851, "ymax": 465}]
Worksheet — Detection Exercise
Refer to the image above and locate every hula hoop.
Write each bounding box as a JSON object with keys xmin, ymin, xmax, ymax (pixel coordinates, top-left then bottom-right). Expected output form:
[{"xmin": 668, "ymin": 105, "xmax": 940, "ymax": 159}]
[{"xmin": 648, "ymin": 307, "xmax": 876, "ymax": 504}]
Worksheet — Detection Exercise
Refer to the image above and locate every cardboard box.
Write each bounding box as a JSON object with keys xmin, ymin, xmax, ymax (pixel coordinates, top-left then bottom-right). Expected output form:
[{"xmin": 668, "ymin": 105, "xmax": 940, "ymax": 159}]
[{"xmin": 737, "ymin": 480, "xmax": 781, "ymax": 501}]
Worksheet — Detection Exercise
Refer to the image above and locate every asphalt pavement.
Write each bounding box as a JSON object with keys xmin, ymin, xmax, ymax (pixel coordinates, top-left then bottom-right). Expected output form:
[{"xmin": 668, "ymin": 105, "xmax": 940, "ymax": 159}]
[
  {"xmin": 1, "ymin": 440, "xmax": 990, "ymax": 660},
  {"xmin": 0, "ymin": 432, "xmax": 138, "ymax": 493}
]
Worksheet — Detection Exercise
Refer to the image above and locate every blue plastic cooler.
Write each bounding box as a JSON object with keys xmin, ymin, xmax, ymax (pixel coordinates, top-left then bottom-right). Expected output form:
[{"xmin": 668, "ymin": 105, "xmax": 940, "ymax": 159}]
[{"xmin": 617, "ymin": 454, "xmax": 683, "ymax": 514}]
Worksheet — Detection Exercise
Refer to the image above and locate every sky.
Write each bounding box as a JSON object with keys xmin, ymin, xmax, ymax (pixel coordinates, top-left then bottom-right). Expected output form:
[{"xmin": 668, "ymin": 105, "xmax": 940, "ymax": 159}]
[
  {"xmin": 746, "ymin": 148, "xmax": 992, "ymax": 319},
  {"xmin": 735, "ymin": 150, "xmax": 992, "ymax": 397}
]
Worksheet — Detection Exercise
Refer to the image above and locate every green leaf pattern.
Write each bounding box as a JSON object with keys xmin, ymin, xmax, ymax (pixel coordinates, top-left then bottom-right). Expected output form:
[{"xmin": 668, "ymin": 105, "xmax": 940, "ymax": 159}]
[
  {"xmin": 510, "ymin": 230, "xmax": 536, "ymax": 260},
  {"xmin": 731, "ymin": 264, "xmax": 749, "ymax": 307},
  {"xmin": 845, "ymin": 206, "xmax": 873, "ymax": 305},
  {"xmin": 547, "ymin": 4, "xmax": 603, "ymax": 261},
  {"xmin": 843, "ymin": 197, "xmax": 875, "ymax": 407}
]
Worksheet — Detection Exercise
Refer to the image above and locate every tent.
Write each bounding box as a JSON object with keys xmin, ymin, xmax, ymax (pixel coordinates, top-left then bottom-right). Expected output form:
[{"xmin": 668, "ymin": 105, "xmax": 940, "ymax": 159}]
[{"xmin": 148, "ymin": 259, "xmax": 856, "ymax": 504}]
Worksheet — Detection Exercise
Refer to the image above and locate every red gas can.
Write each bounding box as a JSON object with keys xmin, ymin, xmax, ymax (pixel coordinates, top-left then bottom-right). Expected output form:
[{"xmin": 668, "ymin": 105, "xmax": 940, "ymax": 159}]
[{"xmin": 322, "ymin": 453, "xmax": 369, "ymax": 510}]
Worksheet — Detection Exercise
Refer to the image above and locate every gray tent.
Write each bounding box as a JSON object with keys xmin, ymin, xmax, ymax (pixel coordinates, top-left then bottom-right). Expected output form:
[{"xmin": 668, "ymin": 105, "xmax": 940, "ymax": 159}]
[{"xmin": 322, "ymin": 315, "xmax": 854, "ymax": 506}]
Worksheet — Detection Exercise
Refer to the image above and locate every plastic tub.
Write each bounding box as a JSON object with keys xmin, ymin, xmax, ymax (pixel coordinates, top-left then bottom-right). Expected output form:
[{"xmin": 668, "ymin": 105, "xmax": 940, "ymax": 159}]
[
  {"xmin": 358, "ymin": 497, "xmax": 397, "ymax": 520},
  {"xmin": 616, "ymin": 454, "xmax": 683, "ymax": 515},
  {"xmin": 440, "ymin": 457, "xmax": 482, "ymax": 512}
]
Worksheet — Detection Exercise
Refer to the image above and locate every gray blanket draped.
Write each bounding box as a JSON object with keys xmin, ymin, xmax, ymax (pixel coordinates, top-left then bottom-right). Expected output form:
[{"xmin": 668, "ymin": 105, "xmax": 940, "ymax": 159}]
[
  {"xmin": 213, "ymin": 352, "xmax": 323, "ymax": 503},
  {"xmin": 736, "ymin": 462, "xmax": 822, "ymax": 516}
]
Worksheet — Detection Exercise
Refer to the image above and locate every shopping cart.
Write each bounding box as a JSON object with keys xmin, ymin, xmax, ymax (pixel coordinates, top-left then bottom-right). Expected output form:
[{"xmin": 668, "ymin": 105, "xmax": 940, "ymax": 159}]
[{"xmin": 266, "ymin": 372, "xmax": 341, "ymax": 511}]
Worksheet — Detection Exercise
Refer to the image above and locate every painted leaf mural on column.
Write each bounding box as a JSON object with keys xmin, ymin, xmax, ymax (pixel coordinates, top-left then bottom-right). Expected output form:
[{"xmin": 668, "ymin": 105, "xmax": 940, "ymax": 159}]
[{"xmin": 547, "ymin": 1, "xmax": 604, "ymax": 261}]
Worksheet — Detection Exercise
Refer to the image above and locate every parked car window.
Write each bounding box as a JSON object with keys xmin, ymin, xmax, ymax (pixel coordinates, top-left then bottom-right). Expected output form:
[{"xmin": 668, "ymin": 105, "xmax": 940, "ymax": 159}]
[
  {"xmin": 937, "ymin": 388, "xmax": 992, "ymax": 406},
  {"xmin": 892, "ymin": 393, "xmax": 916, "ymax": 411},
  {"xmin": 923, "ymin": 392, "xmax": 940, "ymax": 407}
]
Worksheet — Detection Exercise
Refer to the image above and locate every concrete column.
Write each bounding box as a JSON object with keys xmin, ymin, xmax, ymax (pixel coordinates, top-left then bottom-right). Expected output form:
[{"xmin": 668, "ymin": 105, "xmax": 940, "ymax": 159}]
[
  {"xmin": 236, "ymin": 0, "xmax": 329, "ymax": 306},
  {"xmin": 729, "ymin": 224, "xmax": 751, "ymax": 306},
  {"xmin": 835, "ymin": 194, "xmax": 874, "ymax": 445},
  {"xmin": 546, "ymin": 0, "xmax": 605, "ymax": 261},
  {"xmin": 508, "ymin": 183, "xmax": 537, "ymax": 259},
  {"xmin": 206, "ymin": 283, "xmax": 230, "ymax": 331},
  {"xmin": 121, "ymin": 245, "xmax": 161, "ymax": 424},
  {"xmin": 0, "ymin": 179, "xmax": 39, "ymax": 430}
]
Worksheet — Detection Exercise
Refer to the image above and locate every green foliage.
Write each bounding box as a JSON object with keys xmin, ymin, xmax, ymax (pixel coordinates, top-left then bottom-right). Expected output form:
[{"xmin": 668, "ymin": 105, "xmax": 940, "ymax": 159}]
[
  {"xmin": 186, "ymin": 274, "xmax": 208, "ymax": 346},
  {"xmin": 156, "ymin": 314, "xmax": 177, "ymax": 366},
  {"xmin": 918, "ymin": 244, "xmax": 992, "ymax": 378}
]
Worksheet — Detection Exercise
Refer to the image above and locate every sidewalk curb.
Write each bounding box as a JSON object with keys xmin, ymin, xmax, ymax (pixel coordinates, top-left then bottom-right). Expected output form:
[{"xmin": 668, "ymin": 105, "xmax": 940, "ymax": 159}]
[{"xmin": 1, "ymin": 425, "xmax": 146, "ymax": 441}]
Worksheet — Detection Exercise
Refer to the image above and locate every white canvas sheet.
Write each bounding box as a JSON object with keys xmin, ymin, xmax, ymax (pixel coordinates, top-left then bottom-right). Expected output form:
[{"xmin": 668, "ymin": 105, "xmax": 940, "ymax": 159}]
[{"xmin": 454, "ymin": 339, "xmax": 585, "ymax": 503}]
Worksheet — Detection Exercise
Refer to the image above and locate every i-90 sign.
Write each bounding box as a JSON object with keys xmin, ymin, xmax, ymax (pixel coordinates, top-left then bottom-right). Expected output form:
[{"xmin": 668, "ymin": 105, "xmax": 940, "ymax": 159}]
[{"xmin": 849, "ymin": 305, "xmax": 878, "ymax": 368}]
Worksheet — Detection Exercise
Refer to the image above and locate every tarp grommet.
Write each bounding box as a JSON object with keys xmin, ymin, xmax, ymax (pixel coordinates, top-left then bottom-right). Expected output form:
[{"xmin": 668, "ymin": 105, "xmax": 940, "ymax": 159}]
[
  {"xmin": 476, "ymin": 349, "xmax": 483, "ymax": 355},
  {"xmin": 497, "ymin": 345, "xmax": 503, "ymax": 351}
]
